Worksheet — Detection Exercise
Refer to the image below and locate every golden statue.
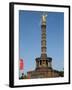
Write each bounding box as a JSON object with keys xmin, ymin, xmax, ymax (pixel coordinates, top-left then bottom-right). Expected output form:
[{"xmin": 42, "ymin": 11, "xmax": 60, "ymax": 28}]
[{"xmin": 42, "ymin": 14, "xmax": 47, "ymax": 22}]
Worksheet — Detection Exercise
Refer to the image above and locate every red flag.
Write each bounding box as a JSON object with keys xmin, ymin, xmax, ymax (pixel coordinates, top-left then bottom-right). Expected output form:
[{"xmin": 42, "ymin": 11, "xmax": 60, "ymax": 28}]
[{"xmin": 20, "ymin": 59, "xmax": 24, "ymax": 70}]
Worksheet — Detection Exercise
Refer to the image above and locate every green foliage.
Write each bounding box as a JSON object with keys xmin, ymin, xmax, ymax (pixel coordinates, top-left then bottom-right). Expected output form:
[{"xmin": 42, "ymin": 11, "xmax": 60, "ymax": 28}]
[
  {"xmin": 24, "ymin": 75, "xmax": 28, "ymax": 79},
  {"xmin": 59, "ymin": 70, "xmax": 64, "ymax": 77}
]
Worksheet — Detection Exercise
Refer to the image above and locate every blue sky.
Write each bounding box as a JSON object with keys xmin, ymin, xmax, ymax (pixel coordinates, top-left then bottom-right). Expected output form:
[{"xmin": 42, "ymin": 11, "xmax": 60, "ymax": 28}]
[{"xmin": 19, "ymin": 10, "xmax": 64, "ymax": 75}]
